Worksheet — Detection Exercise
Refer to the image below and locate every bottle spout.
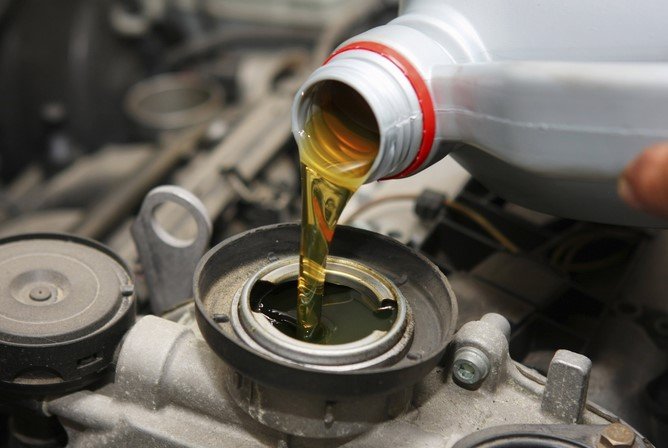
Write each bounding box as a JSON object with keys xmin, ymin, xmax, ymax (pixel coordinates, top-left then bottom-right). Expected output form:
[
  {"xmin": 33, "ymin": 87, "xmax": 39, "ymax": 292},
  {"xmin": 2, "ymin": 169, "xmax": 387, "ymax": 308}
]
[{"xmin": 292, "ymin": 43, "xmax": 430, "ymax": 182}]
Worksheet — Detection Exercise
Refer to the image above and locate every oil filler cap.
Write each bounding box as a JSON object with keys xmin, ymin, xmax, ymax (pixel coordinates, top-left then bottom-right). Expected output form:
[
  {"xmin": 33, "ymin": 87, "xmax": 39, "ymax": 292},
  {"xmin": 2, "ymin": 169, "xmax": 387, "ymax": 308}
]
[{"xmin": 0, "ymin": 234, "xmax": 135, "ymax": 396}]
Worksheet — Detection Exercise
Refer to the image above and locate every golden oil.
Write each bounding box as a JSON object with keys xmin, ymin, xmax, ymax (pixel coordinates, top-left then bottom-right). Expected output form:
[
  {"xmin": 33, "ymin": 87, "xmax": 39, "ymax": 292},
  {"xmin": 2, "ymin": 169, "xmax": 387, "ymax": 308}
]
[
  {"xmin": 251, "ymin": 280, "xmax": 397, "ymax": 344},
  {"xmin": 296, "ymin": 80, "xmax": 380, "ymax": 340}
]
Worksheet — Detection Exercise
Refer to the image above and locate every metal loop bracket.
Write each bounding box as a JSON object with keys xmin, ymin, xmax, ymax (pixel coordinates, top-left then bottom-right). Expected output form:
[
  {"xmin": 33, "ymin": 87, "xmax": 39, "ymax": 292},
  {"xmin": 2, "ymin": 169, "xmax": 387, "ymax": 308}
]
[{"xmin": 132, "ymin": 185, "xmax": 212, "ymax": 314}]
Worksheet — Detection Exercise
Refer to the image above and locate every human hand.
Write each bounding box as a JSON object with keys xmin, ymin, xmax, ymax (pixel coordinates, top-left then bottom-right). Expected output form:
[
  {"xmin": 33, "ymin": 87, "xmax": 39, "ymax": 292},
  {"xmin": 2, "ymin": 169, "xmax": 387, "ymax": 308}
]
[{"xmin": 619, "ymin": 143, "xmax": 668, "ymax": 220}]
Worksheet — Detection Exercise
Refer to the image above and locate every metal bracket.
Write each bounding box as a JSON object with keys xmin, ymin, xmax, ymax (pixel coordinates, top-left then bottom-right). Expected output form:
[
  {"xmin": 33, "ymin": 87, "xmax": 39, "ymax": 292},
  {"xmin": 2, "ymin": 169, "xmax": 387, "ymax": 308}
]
[
  {"xmin": 541, "ymin": 349, "xmax": 592, "ymax": 424},
  {"xmin": 131, "ymin": 186, "xmax": 212, "ymax": 314}
]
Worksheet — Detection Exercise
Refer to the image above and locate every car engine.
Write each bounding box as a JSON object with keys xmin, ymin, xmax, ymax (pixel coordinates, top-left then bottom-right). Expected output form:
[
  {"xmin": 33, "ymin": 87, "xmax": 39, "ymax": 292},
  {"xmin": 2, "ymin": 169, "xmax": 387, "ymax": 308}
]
[{"xmin": 0, "ymin": 1, "xmax": 666, "ymax": 447}]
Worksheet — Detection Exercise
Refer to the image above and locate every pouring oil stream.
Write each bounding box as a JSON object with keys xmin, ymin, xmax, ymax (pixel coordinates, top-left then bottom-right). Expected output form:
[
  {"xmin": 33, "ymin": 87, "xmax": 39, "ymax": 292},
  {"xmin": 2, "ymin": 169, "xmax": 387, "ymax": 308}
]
[{"xmin": 295, "ymin": 81, "xmax": 379, "ymax": 340}]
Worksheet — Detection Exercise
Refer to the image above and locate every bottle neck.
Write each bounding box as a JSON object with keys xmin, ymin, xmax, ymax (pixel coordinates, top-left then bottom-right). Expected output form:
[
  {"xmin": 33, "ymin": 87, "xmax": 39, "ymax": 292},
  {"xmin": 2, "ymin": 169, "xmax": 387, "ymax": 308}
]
[{"xmin": 292, "ymin": 43, "xmax": 432, "ymax": 182}]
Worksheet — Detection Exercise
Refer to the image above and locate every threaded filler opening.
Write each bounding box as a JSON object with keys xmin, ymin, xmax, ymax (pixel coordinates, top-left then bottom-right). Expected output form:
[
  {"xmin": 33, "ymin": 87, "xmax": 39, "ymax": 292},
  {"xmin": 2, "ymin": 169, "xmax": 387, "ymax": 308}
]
[{"xmin": 297, "ymin": 80, "xmax": 380, "ymax": 186}]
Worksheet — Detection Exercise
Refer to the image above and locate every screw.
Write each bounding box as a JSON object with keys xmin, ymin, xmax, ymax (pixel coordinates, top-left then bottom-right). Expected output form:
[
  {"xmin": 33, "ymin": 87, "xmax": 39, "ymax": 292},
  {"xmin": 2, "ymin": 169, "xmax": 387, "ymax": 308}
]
[
  {"xmin": 597, "ymin": 423, "xmax": 635, "ymax": 448},
  {"xmin": 452, "ymin": 347, "xmax": 490, "ymax": 387},
  {"xmin": 29, "ymin": 286, "xmax": 52, "ymax": 302}
]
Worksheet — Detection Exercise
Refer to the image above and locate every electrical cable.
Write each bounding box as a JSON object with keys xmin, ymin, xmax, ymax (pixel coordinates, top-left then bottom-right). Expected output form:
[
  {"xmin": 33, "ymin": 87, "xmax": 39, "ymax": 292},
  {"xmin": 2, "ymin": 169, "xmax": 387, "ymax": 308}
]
[
  {"xmin": 444, "ymin": 200, "xmax": 520, "ymax": 253},
  {"xmin": 342, "ymin": 194, "xmax": 521, "ymax": 253},
  {"xmin": 549, "ymin": 228, "xmax": 641, "ymax": 273}
]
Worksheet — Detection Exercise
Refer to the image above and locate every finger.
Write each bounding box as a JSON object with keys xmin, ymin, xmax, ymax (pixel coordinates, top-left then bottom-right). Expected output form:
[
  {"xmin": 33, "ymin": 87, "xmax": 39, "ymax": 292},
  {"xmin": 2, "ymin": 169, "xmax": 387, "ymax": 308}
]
[{"xmin": 619, "ymin": 142, "xmax": 668, "ymax": 220}]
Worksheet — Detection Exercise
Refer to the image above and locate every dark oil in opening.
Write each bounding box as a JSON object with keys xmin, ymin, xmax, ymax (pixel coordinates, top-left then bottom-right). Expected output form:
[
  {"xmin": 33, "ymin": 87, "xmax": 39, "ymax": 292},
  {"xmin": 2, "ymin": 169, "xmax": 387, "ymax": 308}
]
[
  {"xmin": 251, "ymin": 280, "xmax": 397, "ymax": 345},
  {"xmin": 296, "ymin": 80, "xmax": 380, "ymax": 340}
]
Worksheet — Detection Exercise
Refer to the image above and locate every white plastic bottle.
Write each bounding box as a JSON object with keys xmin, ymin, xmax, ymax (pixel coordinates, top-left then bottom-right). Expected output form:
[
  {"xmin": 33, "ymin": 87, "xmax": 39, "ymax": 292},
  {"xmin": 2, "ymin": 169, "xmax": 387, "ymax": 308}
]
[{"xmin": 292, "ymin": 0, "xmax": 668, "ymax": 226}]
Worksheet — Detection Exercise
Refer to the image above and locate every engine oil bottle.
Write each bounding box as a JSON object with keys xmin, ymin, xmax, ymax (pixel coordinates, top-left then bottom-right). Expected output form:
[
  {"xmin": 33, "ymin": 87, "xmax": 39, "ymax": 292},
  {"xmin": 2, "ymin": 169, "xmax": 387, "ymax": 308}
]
[{"xmin": 293, "ymin": 0, "xmax": 668, "ymax": 228}]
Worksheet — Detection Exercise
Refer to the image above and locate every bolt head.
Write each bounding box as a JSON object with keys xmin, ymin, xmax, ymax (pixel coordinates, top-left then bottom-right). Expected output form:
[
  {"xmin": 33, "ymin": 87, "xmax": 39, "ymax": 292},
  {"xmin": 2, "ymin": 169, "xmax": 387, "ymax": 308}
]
[
  {"xmin": 455, "ymin": 361, "xmax": 476, "ymax": 381},
  {"xmin": 452, "ymin": 347, "xmax": 490, "ymax": 387},
  {"xmin": 598, "ymin": 423, "xmax": 636, "ymax": 448}
]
